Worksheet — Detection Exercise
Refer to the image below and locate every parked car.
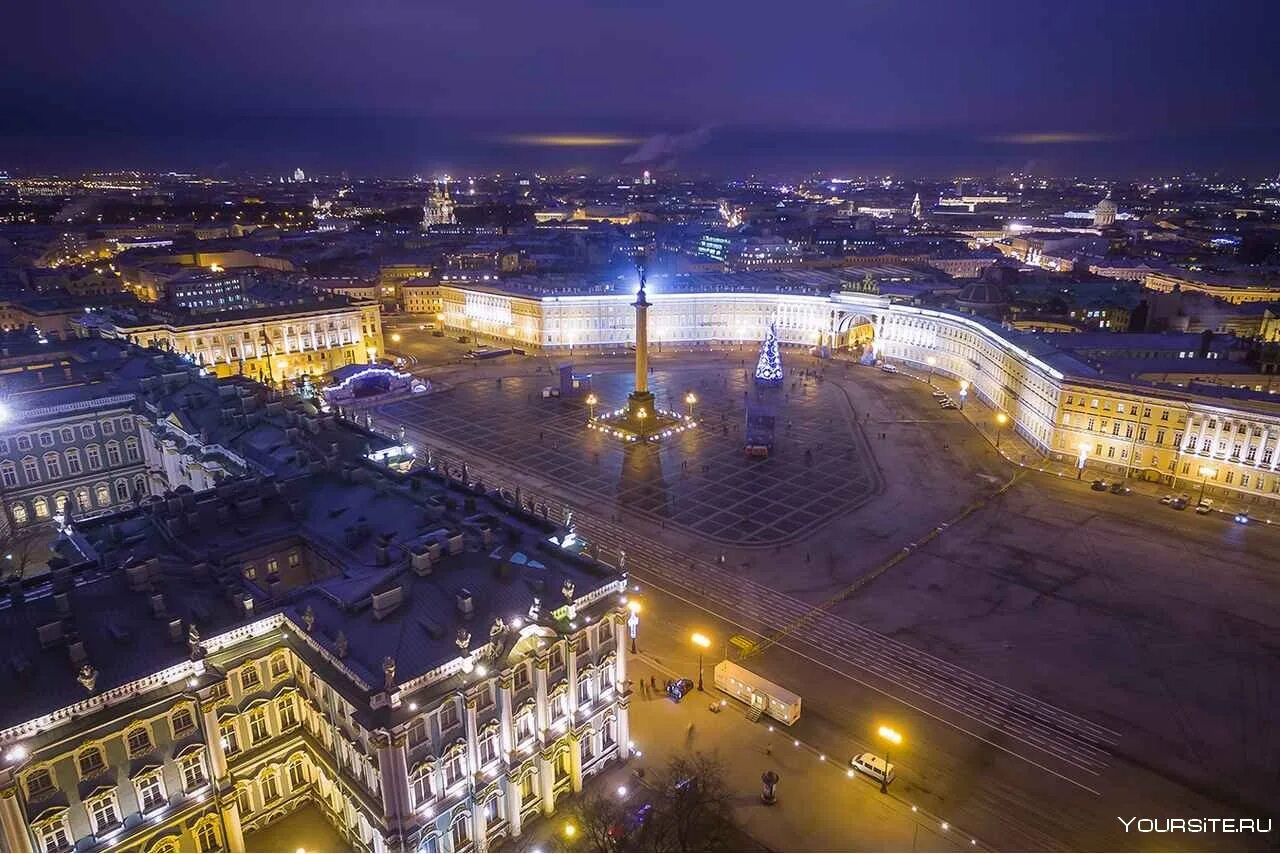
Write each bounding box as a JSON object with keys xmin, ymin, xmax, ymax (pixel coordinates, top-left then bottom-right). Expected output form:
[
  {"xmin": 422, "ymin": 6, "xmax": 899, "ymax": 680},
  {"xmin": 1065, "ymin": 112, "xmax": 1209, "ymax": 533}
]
[
  {"xmin": 1233, "ymin": 511, "xmax": 1250, "ymax": 525},
  {"xmin": 1195, "ymin": 499, "xmax": 1214, "ymax": 515},
  {"xmin": 1090, "ymin": 479, "xmax": 1109, "ymax": 491},
  {"xmin": 1171, "ymin": 494, "xmax": 1190, "ymax": 510},
  {"xmin": 880, "ymin": 363, "xmax": 898, "ymax": 373},
  {"xmin": 1109, "ymin": 482, "xmax": 1131, "ymax": 495},
  {"xmin": 665, "ymin": 678, "xmax": 695, "ymax": 701},
  {"xmin": 849, "ymin": 752, "xmax": 896, "ymax": 785},
  {"xmin": 1159, "ymin": 494, "xmax": 1174, "ymax": 505}
]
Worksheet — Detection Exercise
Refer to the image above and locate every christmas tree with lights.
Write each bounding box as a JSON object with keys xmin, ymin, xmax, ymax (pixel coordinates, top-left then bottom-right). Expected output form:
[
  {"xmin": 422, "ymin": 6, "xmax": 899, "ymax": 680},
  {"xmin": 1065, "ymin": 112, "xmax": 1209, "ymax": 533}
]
[{"xmin": 754, "ymin": 321, "xmax": 784, "ymax": 385}]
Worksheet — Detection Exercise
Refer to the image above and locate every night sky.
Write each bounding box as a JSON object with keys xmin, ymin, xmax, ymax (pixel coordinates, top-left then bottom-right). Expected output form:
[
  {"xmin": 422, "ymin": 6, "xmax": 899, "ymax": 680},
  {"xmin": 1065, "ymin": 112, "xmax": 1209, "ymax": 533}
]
[{"xmin": 2, "ymin": 0, "xmax": 1278, "ymax": 177}]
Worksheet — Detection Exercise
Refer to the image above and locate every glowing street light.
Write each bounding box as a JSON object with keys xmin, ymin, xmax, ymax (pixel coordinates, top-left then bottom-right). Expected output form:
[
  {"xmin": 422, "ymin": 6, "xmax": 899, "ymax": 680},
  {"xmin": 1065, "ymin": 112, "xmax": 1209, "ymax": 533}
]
[
  {"xmin": 0, "ymin": 401, "xmax": 10, "ymax": 424},
  {"xmin": 585, "ymin": 393, "xmax": 598, "ymax": 420},
  {"xmin": 691, "ymin": 632, "xmax": 712, "ymax": 691},
  {"xmin": 877, "ymin": 725, "xmax": 902, "ymax": 793},
  {"xmin": 1197, "ymin": 465, "xmax": 1217, "ymax": 504},
  {"xmin": 390, "ymin": 333, "xmax": 402, "ymax": 343},
  {"xmin": 926, "ymin": 355, "xmax": 937, "ymax": 386},
  {"xmin": 626, "ymin": 600, "xmax": 641, "ymax": 654},
  {"xmin": 563, "ymin": 821, "xmax": 577, "ymax": 840},
  {"xmin": 958, "ymin": 380, "xmax": 969, "ymax": 410},
  {"xmin": 1076, "ymin": 441, "xmax": 1090, "ymax": 479},
  {"xmin": 994, "ymin": 412, "xmax": 1008, "ymax": 448},
  {"xmin": 684, "ymin": 391, "xmax": 697, "ymax": 418}
]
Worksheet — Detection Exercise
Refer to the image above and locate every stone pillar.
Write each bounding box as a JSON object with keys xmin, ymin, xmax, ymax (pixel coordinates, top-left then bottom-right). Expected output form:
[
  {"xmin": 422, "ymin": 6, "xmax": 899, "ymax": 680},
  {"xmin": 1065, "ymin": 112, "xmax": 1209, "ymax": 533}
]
[
  {"xmin": 220, "ymin": 795, "xmax": 246, "ymax": 853},
  {"xmin": 503, "ymin": 770, "xmax": 523, "ymax": 839},
  {"xmin": 497, "ymin": 672, "xmax": 515, "ymax": 756},
  {"xmin": 567, "ymin": 733, "xmax": 584, "ymax": 793},
  {"xmin": 633, "ymin": 290, "xmax": 650, "ymax": 393},
  {"xmin": 615, "ymin": 694, "xmax": 632, "ymax": 762},
  {"xmin": 201, "ymin": 698, "xmax": 229, "ymax": 782},
  {"xmin": 471, "ymin": 800, "xmax": 489, "ymax": 854},
  {"xmin": 533, "ymin": 655, "xmax": 550, "ymax": 736},
  {"xmin": 612, "ymin": 612, "xmax": 628, "ymax": 689},
  {"xmin": 0, "ymin": 785, "xmax": 32, "ymax": 852},
  {"xmin": 463, "ymin": 694, "xmax": 480, "ymax": 782},
  {"xmin": 537, "ymin": 748, "xmax": 556, "ymax": 817},
  {"xmin": 565, "ymin": 637, "xmax": 580, "ymax": 719},
  {"xmin": 372, "ymin": 731, "xmax": 410, "ymax": 847}
]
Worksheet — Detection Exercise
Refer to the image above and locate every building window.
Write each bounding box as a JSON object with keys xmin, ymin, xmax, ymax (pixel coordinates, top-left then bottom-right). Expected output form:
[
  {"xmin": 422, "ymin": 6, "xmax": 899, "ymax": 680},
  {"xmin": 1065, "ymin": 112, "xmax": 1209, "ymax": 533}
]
[
  {"xmin": 102, "ymin": 420, "xmax": 116, "ymax": 436},
  {"xmin": 261, "ymin": 771, "xmax": 280, "ymax": 803},
  {"xmin": 550, "ymin": 647, "xmax": 564, "ymax": 670},
  {"xmin": 125, "ymin": 437, "xmax": 140, "ymax": 461},
  {"xmin": 16, "ymin": 435, "xmax": 31, "ymax": 451},
  {"xmin": 43, "ymin": 453, "xmax": 62, "ymax": 479},
  {"xmin": 240, "ymin": 666, "xmax": 262, "ymax": 693},
  {"xmin": 288, "ymin": 551, "xmax": 300, "ymax": 567},
  {"xmin": 479, "ymin": 730, "xmax": 499, "ymax": 765},
  {"xmin": 196, "ymin": 820, "xmax": 221, "ymax": 853},
  {"xmin": 75, "ymin": 487, "xmax": 91, "ymax": 512},
  {"xmin": 577, "ymin": 676, "xmax": 592, "ymax": 705},
  {"xmin": 516, "ymin": 708, "xmax": 535, "ymax": 741},
  {"xmin": 248, "ymin": 708, "xmax": 270, "ymax": 744},
  {"xmin": 513, "ymin": 665, "xmax": 530, "ymax": 691},
  {"xmin": 126, "ymin": 726, "xmax": 153, "ymax": 757},
  {"xmin": 520, "ymin": 771, "xmax": 537, "ymax": 806},
  {"xmin": 171, "ymin": 707, "xmax": 196, "ymax": 737},
  {"xmin": 477, "ymin": 683, "xmax": 494, "ymax": 709},
  {"xmin": 439, "ymin": 700, "xmax": 460, "ymax": 731},
  {"xmin": 135, "ymin": 771, "xmax": 167, "ymax": 813},
  {"xmin": 0, "ymin": 462, "xmax": 16, "ymax": 488},
  {"xmin": 22, "ymin": 457, "xmax": 39, "ymax": 483},
  {"xmin": 114, "ymin": 480, "xmax": 129, "ymax": 502},
  {"xmin": 86, "ymin": 445, "xmax": 101, "ymax": 469},
  {"xmin": 450, "ymin": 815, "xmax": 471, "ymax": 851},
  {"xmin": 33, "ymin": 497, "xmax": 50, "ymax": 519},
  {"xmin": 288, "ymin": 759, "xmax": 306, "ymax": 789},
  {"xmin": 410, "ymin": 763, "xmax": 433, "ymax": 807},
  {"xmin": 95, "ymin": 483, "xmax": 110, "ymax": 506},
  {"xmin": 220, "ymin": 722, "xmax": 240, "ymax": 756},
  {"xmin": 38, "ymin": 431, "xmax": 53, "ymax": 447},
  {"xmin": 106, "ymin": 442, "xmax": 121, "ymax": 466},
  {"xmin": 270, "ymin": 655, "xmax": 289, "ymax": 678},
  {"xmin": 37, "ymin": 815, "xmax": 72, "ymax": 852},
  {"xmin": 78, "ymin": 747, "xmax": 106, "ymax": 777},
  {"xmin": 277, "ymin": 696, "xmax": 298, "ymax": 730},
  {"xmin": 65, "ymin": 449, "xmax": 81, "ymax": 475},
  {"xmin": 444, "ymin": 752, "xmax": 465, "ymax": 787},
  {"xmin": 88, "ymin": 792, "xmax": 120, "ymax": 834},
  {"xmin": 602, "ymin": 717, "xmax": 616, "ymax": 749},
  {"xmin": 25, "ymin": 768, "xmax": 54, "ymax": 799},
  {"xmin": 180, "ymin": 752, "xmax": 208, "ymax": 791}
]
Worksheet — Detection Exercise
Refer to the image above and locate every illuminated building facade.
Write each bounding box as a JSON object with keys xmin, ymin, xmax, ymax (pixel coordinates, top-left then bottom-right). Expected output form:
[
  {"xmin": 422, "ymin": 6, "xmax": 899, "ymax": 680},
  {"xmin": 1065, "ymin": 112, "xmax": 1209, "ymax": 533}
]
[
  {"xmin": 422, "ymin": 273, "xmax": 1280, "ymax": 500},
  {"xmin": 0, "ymin": 437, "xmax": 632, "ymax": 853},
  {"xmin": 79, "ymin": 301, "xmax": 384, "ymax": 386}
]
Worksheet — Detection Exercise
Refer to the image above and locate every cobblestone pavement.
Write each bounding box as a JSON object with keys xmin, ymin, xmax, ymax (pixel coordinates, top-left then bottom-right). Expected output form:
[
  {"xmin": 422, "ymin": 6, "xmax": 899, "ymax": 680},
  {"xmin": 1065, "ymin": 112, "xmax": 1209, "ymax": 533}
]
[{"xmin": 380, "ymin": 360, "xmax": 880, "ymax": 546}]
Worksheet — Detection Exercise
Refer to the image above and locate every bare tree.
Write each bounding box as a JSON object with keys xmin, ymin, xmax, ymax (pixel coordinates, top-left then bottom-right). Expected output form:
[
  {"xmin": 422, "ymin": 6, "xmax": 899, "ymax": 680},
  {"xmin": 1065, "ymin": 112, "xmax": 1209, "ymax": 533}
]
[
  {"xmin": 1, "ymin": 525, "xmax": 44, "ymax": 582},
  {"xmin": 558, "ymin": 790, "xmax": 635, "ymax": 853},
  {"xmin": 648, "ymin": 752, "xmax": 735, "ymax": 852}
]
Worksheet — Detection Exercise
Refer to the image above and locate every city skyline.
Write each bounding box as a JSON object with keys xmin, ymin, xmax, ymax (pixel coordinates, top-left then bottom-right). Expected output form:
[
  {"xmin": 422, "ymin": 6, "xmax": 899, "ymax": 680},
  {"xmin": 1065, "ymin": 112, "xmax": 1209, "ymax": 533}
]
[{"xmin": 2, "ymin": 0, "xmax": 1279, "ymax": 177}]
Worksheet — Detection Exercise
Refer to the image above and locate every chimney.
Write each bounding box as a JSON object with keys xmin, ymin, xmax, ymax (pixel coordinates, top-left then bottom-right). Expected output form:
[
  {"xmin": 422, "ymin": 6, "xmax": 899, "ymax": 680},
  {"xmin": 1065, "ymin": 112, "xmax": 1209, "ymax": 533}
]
[{"xmin": 456, "ymin": 588, "xmax": 474, "ymax": 620}]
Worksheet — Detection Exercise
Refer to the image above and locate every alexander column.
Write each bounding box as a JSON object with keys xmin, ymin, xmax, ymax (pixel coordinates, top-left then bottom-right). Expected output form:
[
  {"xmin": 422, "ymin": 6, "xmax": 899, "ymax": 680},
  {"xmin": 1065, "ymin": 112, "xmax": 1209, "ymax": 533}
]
[{"xmin": 625, "ymin": 265, "xmax": 656, "ymax": 428}]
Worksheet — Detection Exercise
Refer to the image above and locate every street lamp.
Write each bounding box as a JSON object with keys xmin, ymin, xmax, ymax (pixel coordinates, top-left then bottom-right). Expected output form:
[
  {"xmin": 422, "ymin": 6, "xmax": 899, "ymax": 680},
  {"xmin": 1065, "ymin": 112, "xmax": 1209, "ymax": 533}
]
[
  {"xmin": 685, "ymin": 391, "xmax": 697, "ymax": 419},
  {"xmin": 926, "ymin": 356, "xmax": 937, "ymax": 386},
  {"xmin": 995, "ymin": 412, "xmax": 1008, "ymax": 448},
  {"xmin": 1197, "ymin": 465, "xmax": 1217, "ymax": 504},
  {"xmin": 585, "ymin": 393, "xmax": 598, "ymax": 420},
  {"xmin": 876, "ymin": 725, "xmax": 902, "ymax": 794},
  {"xmin": 626, "ymin": 600, "xmax": 641, "ymax": 655},
  {"xmin": 691, "ymin": 632, "xmax": 711, "ymax": 691},
  {"xmin": 1076, "ymin": 442, "xmax": 1090, "ymax": 479},
  {"xmin": 390, "ymin": 333, "xmax": 402, "ymax": 344},
  {"xmin": 958, "ymin": 380, "xmax": 969, "ymax": 411}
]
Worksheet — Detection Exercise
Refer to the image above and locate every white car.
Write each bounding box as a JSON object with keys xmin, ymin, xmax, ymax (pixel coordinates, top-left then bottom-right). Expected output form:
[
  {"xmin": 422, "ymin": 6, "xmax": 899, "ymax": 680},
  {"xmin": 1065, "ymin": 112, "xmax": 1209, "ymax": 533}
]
[{"xmin": 849, "ymin": 752, "xmax": 895, "ymax": 784}]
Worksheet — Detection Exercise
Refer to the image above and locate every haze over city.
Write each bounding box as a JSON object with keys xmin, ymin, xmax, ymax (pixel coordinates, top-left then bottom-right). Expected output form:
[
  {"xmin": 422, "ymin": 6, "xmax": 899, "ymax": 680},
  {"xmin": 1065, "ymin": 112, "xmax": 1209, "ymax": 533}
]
[{"xmin": 3, "ymin": 0, "xmax": 1280, "ymax": 176}]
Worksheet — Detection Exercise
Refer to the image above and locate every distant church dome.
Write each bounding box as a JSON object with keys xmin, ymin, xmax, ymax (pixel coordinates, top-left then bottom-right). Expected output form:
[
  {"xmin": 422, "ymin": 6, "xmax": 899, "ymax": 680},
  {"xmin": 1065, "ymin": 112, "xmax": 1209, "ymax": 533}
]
[
  {"xmin": 954, "ymin": 280, "xmax": 1010, "ymax": 315},
  {"xmin": 1093, "ymin": 197, "xmax": 1117, "ymax": 228}
]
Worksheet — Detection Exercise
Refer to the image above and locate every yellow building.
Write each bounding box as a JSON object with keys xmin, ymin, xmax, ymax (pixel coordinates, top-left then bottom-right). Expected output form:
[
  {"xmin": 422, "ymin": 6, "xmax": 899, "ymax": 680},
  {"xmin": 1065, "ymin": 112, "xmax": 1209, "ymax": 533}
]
[
  {"xmin": 80, "ymin": 301, "xmax": 384, "ymax": 385},
  {"xmin": 1143, "ymin": 270, "xmax": 1280, "ymax": 305}
]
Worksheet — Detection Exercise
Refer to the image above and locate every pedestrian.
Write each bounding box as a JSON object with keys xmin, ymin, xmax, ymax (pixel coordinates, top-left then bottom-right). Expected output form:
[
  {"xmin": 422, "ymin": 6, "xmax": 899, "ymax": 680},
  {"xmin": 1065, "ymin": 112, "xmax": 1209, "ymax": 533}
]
[{"xmin": 650, "ymin": 675, "xmax": 657, "ymax": 691}]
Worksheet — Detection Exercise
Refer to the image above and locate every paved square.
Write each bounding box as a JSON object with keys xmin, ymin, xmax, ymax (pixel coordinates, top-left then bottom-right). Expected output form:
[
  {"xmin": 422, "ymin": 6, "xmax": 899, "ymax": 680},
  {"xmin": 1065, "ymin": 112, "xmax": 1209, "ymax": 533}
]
[{"xmin": 381, "ymin": 365, "xmax": 880, "ymax": 545}]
